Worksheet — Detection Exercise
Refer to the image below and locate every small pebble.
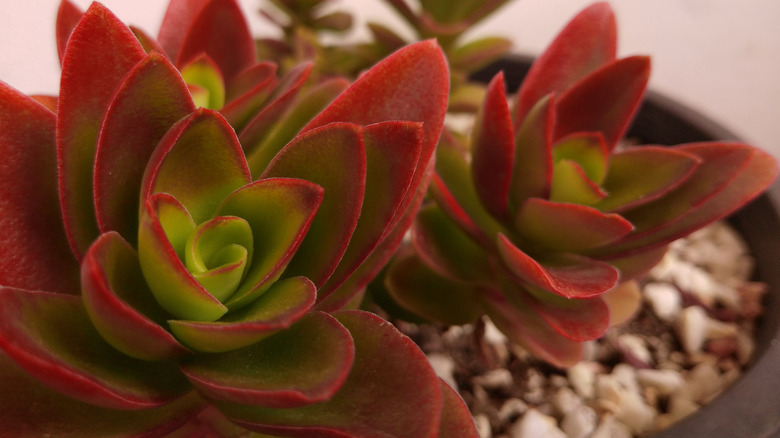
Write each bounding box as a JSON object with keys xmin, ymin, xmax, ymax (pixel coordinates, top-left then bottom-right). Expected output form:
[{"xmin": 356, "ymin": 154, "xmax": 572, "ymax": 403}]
[
  {"xmin": 561, "ymin": 405, "xmax": 598, "ymax": 438},
  {"xmin": 509, "ymin": 409, "xmax": 567, "ymax": 438}
]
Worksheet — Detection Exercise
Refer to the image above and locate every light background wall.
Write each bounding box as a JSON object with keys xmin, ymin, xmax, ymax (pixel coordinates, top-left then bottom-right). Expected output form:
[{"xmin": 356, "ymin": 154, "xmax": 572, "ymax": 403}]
[{"xmin": 2, "ymin": 1, "xmax": 778, "ymax": 158}]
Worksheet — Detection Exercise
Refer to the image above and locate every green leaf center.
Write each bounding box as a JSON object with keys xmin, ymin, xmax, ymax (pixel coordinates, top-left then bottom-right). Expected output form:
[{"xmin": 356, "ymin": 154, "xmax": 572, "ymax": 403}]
[{"xmin": 184, "ymin": 216, "xmax": 254, "ymax": 303}]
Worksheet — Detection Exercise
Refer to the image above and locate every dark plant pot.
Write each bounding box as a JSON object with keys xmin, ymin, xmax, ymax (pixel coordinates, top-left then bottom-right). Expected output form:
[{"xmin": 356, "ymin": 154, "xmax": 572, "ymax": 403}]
[{"xmin": 473, "ymin": 57, "xmax": 780, "ymax": 438}]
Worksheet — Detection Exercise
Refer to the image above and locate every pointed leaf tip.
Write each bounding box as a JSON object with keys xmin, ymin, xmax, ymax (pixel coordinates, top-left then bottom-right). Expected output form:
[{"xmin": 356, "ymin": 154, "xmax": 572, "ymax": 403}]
[
  {"xmin": 497, "ymin": 234, "xmax": 620, "ymax": 299},
  {"xmin": 472, "ymin": 72, "xmax": 515, "ymax": 222},
  {"xmin": 57, "ymin": 1, "xmax": 147, "ymax": 259},
  {"xmin": 515, "ymin": 1, "xmax": 616, "ymax": 126}
]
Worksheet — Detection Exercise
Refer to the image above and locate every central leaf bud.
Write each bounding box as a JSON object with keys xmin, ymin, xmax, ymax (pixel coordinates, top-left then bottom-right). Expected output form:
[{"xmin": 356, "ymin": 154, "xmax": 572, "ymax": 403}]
[{"xmin": 184, "ymin": 216, "xmax": 254, "ymax": 304}]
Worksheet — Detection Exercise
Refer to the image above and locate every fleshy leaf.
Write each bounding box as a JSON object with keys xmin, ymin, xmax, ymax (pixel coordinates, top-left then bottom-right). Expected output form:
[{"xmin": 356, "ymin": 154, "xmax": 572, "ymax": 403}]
[
  {"xmin": 607, "ymin": 144, "xmax": 778, "ymax": 254},
  {"xmin": 434, "ymin": 131, "xmax": 510, "ymax": 248},
  {"xmin": 169, "ymin": 276, "xmax": 316, "ymax": 353},
  {"xmin": 216, "ymin": 310, "xmax": 445, "ymax": 438},
  {"xmin": 180, "ymin": 311, "xmax": 352, "ymax": 408},
  {"xmin": 245, "ymin": 73, "xmax": 350, "ymax": 175},
  {"xmin": 594, "ymin": 146, "xmax": 701, "ymax": 212},
  {"xmin": 437, "ymin": 380, "xmax": 480, "ymax": 438},
  {"xmin": 552, "ymin": 132, "xmax": 608, "ymax": 184},
  {"xmin": 225, "ymin": 61, "xmax": 277, "ymax": 103},
  {"xmin": 157, "ymin": 0, "xmax": 211, "ymax": 60},
  {"xmin": 237, "ymin": 62, "xmax": 313, "ymax": 161},
  {"xmin": 219, "ymin": 63, "xmax": 279, "ymax": 132},
  {"xmin": 261, "ymin": 123, "xmax": 366, "ymax": 288},
  {"xmin": 514, "ymin": 198, "xmax": 633, "ymax": 253},
  {"xmin": 318, "ymin": 121, "xmax": 423, "ymax": 298},
  {"xmin": 550, "ymin": 159, "xmax": 607, "ymax": 205},
  {"xmin": 386, "ymin": 251, "xmax": 484, "ymax": 326},
  {"xmin": 509, "ymin": 95, "xmax": 554, "ymax": 211},
  {"xmin": 412, "ymin": 203, "xmax": 493, "ymax": 283},
  {"xmin": 141, "ymin": 109, "xmax": 251, "ymax": 224},
  {"xmin": 215, "ymin": 178, "xmax": 323, "ymax": 310},
  {"xmin": 0, "ymin": 351, "xmax": 204, "ymax": 437},
  {"xmin": 602, "ymin": 281, "xmax": 642, "ymax": 326},
  {"xmin": 315, "ymin": 164, "xmax": 432, "ymax": 313},
  {"xmin": 57, "ymin": 2, "xmax": 147, "ymax": 258},
  {"xmin": 81, "ymin": 232, "xmax": 190, "ymax": 361},
  {"xmin": 497, "ymin": 234, "xmax": 620, "ymax": 298},
  {"xmin": 520, "ymin": 287, "xmax": 610, "ymax": 341},
  {"xmin": 471, "ymin": 72, "xmax": 515, "ymax": 221},
  {"xmin": 303, "ymin": 40, "xmax": 449, "ymax": 197},
  {"xmin": 554, "ymin": 56, "xmax": 651, "ymax": 151},
  {"xmin": 0, "ymin": 289, "xmax": 189, "ymax": 410},
  {"xmin": 130, "ymin": 25, "xmax": 168, "ymax": 55},
  {"xmin": 180, "ymin": 54, "xmax": 225, "ymax": 110},
  {"xmin": 184, "ymin": 216, "xmax": 253, "ymax": 303},
  {"xmin": 138, "ymin": 194, "xmax": 227, "ymax": 322},
  {"xmin": 94, "ymin": 52, "xmax": 196, "ymax": 243},
  {"xmin": 173, "ymin": 0, "xmax": 257, "ymax": 83},
  {"xmin": 481, "ymin": 288, "xmax": 583, "ymax": 368},
  {"xmin": 0, "ymin": 82, "xmax": 79, "ymax": 295},
  {"xmin": 514, "ymin": 2, "xmax": 616, "ymax": 126},
  {"xmin": 595, "ymin": 244, "xmax": 669, "ymax": 282},
  {"xmin": 450, "ymin": 36, "xmax": 512, "ymax": 73},
  {"xmin": 56, "ymin": 0, "xmax": 83, "ymax": 65}
]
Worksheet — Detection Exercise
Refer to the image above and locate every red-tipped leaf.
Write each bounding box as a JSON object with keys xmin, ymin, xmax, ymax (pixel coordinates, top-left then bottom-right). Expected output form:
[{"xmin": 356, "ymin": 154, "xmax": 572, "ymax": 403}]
[
  {"xmin": 481, "ymin": 288, "xmax": 583, "ymax": 368},
  {"xmin": 169, "ymin": 276, "xmax": 316, "ymax": 353},
  {"xmin": 317, "ymin": 121, "xmax": 423, "ymax": 298},
  {"xmin": 216, "ymin": 310, "xmax": 445, "ymax": 438},
  {"xmin": 471, "ymin": 72, "xmax": 515, "ymax": 222},
  {"xmin": 141, "ymin": 109, "xmax": 251, "ymax": 224},
  {"xmin": 94, "ymin": 52, "xmax": 196, "ymax": 243},
  {"xmin": 515, "ymin": 2, "xmax": 616, "ymax": 126},
  {"xmin": 514, "ymin": 198, "xmax": 634, "ymax": 252},
  {"xmin": 554, "ymin": 56, "xmax": 651, "ymax": 151},
  {"xmin": 56, "ymin": 0, "xmax": 83, "ymax": 65},
  {"xmin": 138, "ymin": 194, "xmax": 228, "ymax": 322},
  {"xmin": 0, "ymin": 351, "xmax": 204, "ymax": 438},
  {"xmin": 594, "ymin": 146, "xmax": 702, "ymax": 212},
  {"xmin": 0, "ymin": 82, "xmax": 79, "ymax": 295},
  {"xmin": 509, "ymin": 95, "xmax": 554, "ymax": 211},
  {"xmin": 180, "ymin": 311, "xmax": 353, "ymax": 408},
  {"xmin": 386, "ymin": 251, "xmax": 484, "ymax": 326},
  {"xmin": 0, "ymin": 289, "xmax": 189, "ymax": 410},
  {"xmin": 497, "ymin": 234, "xmax": 620, "ymax": 298},
  {"xmin": 81, "ymin": 232, "xmax": 190, "ymax": 361},
  {"xmin": 57, "ymin": 2, "xmax": 147, "ymax": 258},
  {"xmin": 261, "ymin": 123, "xmax": 366, "ymax": 288}
]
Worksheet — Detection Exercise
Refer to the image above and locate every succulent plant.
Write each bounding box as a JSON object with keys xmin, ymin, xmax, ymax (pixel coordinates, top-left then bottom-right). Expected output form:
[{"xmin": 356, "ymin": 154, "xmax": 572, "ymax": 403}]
[
  {"xmin": 380, "ymin": 2, "xmax": 778, "ymax": 367},
  {"xmin": 0, "ymin": 0, "xmax": 479, "ymax": 436}
]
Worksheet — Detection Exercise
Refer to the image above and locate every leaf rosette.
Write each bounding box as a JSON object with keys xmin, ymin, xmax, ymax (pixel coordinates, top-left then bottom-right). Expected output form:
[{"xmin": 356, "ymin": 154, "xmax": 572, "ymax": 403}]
[
  {"xmin": 382, "ymin": 2, "xmax": 778, "ymax": 367},
  {"xmin": 0, "ymin": 1, "xmax": 478, "ymax": 436}
]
